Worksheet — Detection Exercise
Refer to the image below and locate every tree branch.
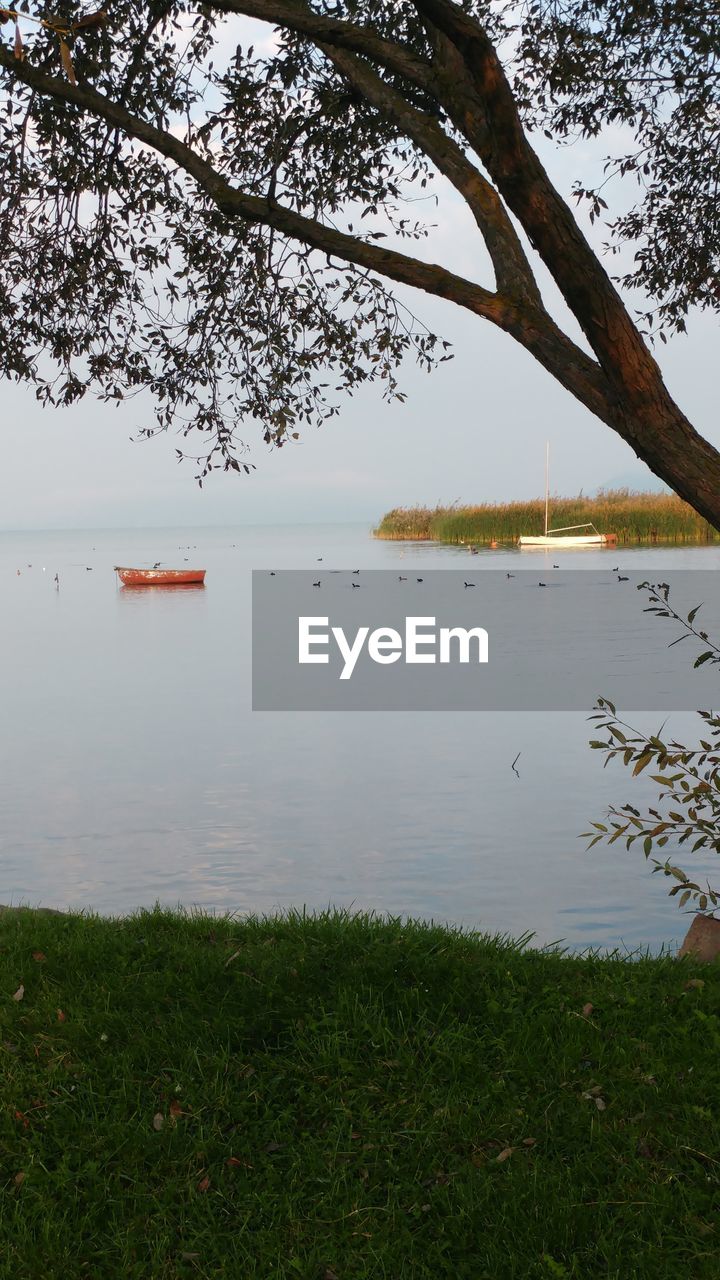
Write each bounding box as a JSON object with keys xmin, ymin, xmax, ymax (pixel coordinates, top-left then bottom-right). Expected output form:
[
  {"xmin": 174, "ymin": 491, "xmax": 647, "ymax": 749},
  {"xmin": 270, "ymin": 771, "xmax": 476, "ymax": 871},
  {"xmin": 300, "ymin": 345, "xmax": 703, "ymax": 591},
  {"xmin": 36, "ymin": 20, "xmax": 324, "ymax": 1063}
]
[
  {"xmin": 315, "ymin": 38, "xmax": 543, "ymax": 307},
  {"xmin": 0, "ymin": 45, "xmax": 499, "ymax": 315},
  {"xmin": 411, "ymin": 0, "xmax": 670, "ymax": 405},
  {"xmin": 0, "ymin": 34, "xmax": 614, "ymax": 428},
  {"xmin": 211, "ymin": 0, "xmax": 435, "ymax": 92},
  {"xmin": 314, "ymin": 40, "xmax": 615, "ymax": 417}
]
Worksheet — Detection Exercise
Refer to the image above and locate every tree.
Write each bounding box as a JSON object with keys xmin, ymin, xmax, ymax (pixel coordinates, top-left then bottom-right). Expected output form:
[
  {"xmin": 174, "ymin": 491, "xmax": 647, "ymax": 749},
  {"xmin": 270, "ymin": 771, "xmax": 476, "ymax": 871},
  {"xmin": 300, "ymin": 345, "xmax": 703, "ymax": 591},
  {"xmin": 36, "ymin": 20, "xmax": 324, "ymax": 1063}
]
[{"xmin": 0, "ymin": 1, "xmax": 718, "ymax": 514}]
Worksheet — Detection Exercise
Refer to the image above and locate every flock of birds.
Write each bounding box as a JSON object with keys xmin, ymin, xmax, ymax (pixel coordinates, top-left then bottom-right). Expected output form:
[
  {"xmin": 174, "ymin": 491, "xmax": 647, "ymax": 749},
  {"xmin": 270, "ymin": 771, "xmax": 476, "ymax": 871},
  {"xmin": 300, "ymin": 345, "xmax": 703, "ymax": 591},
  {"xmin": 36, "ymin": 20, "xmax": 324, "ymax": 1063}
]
[
  {"xmin": 16, "ymin": 549, "xmax": 634, "ymax": 592},
  {"xmin": 269, "ymin": 563, "xmax": 634, "ymax": 588}
]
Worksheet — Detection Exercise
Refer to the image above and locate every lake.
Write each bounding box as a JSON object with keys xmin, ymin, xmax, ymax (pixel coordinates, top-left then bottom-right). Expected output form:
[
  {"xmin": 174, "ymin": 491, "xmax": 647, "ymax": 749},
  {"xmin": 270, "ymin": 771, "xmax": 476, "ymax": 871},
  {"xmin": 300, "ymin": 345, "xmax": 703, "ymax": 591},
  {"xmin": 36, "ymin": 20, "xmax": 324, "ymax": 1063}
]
[{"xmin": 1, "ymin": 523, "xmax": 718, "ymax": 951}]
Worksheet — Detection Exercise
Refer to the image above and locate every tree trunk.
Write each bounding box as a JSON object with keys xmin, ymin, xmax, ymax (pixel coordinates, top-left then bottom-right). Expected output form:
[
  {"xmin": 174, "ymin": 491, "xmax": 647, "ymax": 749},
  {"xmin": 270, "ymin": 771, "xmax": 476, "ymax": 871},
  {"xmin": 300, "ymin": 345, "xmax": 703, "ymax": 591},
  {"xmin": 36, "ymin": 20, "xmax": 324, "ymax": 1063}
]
[{"xmin": 608, "ymin": 400, "xmax": 720, "ymax": 529}]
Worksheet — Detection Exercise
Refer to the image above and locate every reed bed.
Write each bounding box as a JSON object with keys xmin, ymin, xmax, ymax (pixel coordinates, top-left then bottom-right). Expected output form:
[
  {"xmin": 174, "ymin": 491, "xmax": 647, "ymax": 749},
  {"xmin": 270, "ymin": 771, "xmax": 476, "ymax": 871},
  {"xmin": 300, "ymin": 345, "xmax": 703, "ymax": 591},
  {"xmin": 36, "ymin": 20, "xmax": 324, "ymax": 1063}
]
[{"xmin": 375, "ymin": 490, "xmax": 719, "ymax": 544}]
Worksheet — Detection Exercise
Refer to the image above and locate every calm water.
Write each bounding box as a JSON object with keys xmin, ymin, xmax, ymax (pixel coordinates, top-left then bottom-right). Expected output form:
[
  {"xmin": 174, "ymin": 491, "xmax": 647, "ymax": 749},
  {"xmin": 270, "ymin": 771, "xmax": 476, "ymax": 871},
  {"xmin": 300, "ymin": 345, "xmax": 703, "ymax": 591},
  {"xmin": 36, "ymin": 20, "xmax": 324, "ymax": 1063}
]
[{"xmin": 1, "ymin": 524, "xmax": 718, "ymax": 951}]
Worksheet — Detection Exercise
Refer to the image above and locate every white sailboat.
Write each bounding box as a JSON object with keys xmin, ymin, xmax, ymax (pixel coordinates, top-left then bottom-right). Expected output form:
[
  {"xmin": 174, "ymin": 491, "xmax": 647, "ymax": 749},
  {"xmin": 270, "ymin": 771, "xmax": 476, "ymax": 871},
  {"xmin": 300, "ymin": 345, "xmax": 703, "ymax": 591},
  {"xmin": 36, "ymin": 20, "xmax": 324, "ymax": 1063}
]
[{"xmin": 519, "ymin": 443, "xmax": 612, "ymax": 548}]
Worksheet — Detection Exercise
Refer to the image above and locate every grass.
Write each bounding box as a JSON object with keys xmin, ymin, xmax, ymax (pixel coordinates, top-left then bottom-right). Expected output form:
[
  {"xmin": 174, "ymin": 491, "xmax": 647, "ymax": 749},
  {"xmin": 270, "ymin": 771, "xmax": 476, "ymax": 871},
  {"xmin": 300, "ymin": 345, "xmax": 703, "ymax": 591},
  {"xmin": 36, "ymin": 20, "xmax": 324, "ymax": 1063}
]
[
  {"xmin": 375, "ymin": 490, "xmax": 720, "ymax": 544},
  {"xmin": 1, "ymin": 906, "xmax": 719, "ymax": 1278}
]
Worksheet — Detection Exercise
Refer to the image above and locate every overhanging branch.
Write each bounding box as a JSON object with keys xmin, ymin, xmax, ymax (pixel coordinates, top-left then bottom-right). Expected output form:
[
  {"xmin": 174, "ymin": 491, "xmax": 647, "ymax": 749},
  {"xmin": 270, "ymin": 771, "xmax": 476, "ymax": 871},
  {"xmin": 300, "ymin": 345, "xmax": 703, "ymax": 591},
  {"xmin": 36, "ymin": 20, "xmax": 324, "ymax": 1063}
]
[
  {"xmin": 411, "ymin": 0, "xmax": 672, "ymax": 404},
  {"xmin": 316, "ymin": 38, "xmax": 542, "ymax": 307},
  {"xmin": 0, "ymin": 44, "xmax": 501, "ymax": 320},
  {"xmin": 0, "ymin": 31, "xmax": 615, "ymax": 426},
  {"xmin": 211, "ymin": 0, "xmax": 435, "ymax": 92}
]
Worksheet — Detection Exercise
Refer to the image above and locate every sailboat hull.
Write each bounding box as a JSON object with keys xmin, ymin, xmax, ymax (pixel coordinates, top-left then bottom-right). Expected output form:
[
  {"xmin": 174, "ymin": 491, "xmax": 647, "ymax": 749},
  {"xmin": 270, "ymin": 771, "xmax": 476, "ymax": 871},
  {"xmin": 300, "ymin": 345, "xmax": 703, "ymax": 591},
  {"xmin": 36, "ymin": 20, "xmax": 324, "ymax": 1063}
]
[{"xmin": 519, "ymin": 534, "xmax": 608, "ymax": 547}]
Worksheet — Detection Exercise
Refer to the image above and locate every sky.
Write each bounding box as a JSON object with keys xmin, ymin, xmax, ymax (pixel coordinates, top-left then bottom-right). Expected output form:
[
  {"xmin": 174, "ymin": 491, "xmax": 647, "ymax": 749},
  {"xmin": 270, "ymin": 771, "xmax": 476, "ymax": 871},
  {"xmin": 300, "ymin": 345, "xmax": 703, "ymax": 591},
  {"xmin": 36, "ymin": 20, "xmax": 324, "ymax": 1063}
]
[{"xmin": 0, "ymin": 15, "xmax": 717, "ymax": 531}]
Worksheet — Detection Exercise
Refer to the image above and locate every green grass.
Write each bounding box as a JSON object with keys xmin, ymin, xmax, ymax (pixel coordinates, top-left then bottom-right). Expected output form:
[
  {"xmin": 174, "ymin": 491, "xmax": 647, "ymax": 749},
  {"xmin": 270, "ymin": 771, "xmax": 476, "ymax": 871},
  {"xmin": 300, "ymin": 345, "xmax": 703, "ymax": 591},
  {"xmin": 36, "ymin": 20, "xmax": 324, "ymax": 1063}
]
[
  {"xmin": 1, "ymin": 906, "xmax": 719, "ymax": 1278},
  {"xmin": 375, "ymin": 490, "xmax": 720, "ymax": 544}
]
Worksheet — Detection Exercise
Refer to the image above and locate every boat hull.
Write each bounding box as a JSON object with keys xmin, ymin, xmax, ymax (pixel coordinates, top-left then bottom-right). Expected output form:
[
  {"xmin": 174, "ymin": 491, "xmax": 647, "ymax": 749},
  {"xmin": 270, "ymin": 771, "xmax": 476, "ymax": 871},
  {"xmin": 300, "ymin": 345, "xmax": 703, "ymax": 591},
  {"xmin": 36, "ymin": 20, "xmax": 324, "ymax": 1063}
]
[
  {"xmin": 115, "ymin": 566, "xmax": 206, "ymax": 586},
  {"xmin": 518, "ymin": 535, "xmax": 607, "ymax": 548}
]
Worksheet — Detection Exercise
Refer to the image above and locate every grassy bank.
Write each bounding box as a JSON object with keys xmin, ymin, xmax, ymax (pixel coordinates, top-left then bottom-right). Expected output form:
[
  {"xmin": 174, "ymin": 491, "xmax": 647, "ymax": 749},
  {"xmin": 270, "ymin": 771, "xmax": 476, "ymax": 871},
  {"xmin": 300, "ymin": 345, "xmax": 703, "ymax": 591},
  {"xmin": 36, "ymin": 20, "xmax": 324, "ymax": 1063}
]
[
  {"xmin": 1, "ymin": 907, "xmax": 719, "ymax": 1278},
  {"xmin": 375, "ymin": 490, "xmax": 719, "ymax": 544}
]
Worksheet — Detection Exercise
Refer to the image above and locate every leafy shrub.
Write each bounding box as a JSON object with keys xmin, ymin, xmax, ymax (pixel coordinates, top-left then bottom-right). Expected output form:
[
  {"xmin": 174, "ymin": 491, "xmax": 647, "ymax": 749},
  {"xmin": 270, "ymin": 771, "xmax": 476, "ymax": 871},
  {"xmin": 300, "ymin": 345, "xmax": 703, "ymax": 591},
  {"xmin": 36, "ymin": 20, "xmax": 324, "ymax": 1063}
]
[{"xmin": 584, "ymin": 583, "xmax": 720, "ymax": 914}]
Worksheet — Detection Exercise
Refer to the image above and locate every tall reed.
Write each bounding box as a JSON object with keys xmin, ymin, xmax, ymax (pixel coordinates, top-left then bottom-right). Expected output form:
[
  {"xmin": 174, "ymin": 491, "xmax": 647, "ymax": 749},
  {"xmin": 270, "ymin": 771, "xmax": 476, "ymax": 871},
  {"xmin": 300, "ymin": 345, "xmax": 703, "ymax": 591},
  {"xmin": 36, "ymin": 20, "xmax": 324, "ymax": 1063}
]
[{"xmin": 375, "ymin": 490, "xmax": 719, "ymax": 544}]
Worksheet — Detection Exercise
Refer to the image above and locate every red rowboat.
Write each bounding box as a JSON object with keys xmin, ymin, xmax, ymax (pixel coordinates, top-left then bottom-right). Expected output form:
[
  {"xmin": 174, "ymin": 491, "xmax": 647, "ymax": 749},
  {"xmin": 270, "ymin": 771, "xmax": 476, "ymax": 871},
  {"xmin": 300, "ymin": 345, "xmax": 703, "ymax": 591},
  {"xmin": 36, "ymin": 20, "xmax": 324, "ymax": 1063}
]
[{"xmin": 114, "ymin": 566, "xmax": 206, "ymax": 586}]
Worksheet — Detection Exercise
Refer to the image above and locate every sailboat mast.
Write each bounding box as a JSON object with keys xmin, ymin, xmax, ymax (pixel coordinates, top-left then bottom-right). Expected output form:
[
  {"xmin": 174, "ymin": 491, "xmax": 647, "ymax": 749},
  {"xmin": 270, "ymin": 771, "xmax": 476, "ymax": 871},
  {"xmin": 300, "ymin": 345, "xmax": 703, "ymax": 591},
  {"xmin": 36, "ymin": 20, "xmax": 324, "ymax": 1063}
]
[{"xmin": 544, "ymin": 441, "xmax": 549, "ymax": 537}]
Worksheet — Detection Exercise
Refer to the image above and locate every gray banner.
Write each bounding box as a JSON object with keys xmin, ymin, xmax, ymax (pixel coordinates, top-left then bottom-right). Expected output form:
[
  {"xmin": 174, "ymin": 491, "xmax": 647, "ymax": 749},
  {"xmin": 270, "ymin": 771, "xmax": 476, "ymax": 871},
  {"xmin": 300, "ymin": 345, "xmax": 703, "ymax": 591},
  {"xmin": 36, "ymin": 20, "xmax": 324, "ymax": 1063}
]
[{"xmin": 252, "ymin": 569, "xmax": 720, "ymax": 710}]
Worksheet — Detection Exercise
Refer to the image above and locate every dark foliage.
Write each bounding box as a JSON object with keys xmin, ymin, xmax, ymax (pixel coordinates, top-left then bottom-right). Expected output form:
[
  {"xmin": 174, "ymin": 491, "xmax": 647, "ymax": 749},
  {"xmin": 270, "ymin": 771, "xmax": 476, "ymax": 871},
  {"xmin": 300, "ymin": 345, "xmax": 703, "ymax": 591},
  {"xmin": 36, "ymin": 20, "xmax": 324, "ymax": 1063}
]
[
  {"xmin": 517, "ymin": 0, "xmax": 720, "ymax": 331},
  {"xmin": 0, "ymin": 2, "xmax": 718, "ymax": 490}
]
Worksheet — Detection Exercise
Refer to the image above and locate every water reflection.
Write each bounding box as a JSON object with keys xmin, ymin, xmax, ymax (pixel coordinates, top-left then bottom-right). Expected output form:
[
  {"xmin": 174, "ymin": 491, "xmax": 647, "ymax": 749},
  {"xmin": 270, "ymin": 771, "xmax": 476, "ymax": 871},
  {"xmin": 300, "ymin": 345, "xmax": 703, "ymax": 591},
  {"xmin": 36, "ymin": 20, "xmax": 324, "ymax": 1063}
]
[{"xmin": 119, "ymin": 583, "xmax": 207, "ymax": 595}]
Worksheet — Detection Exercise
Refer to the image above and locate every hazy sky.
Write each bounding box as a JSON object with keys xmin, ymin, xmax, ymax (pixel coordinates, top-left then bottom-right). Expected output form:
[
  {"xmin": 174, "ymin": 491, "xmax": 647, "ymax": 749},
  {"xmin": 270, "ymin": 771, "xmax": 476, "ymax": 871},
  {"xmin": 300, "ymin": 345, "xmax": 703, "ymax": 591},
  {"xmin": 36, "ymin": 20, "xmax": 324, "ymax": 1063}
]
[{"xmin": 1, "ymin": 16, "xmax": 717, "ymax": 531}]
